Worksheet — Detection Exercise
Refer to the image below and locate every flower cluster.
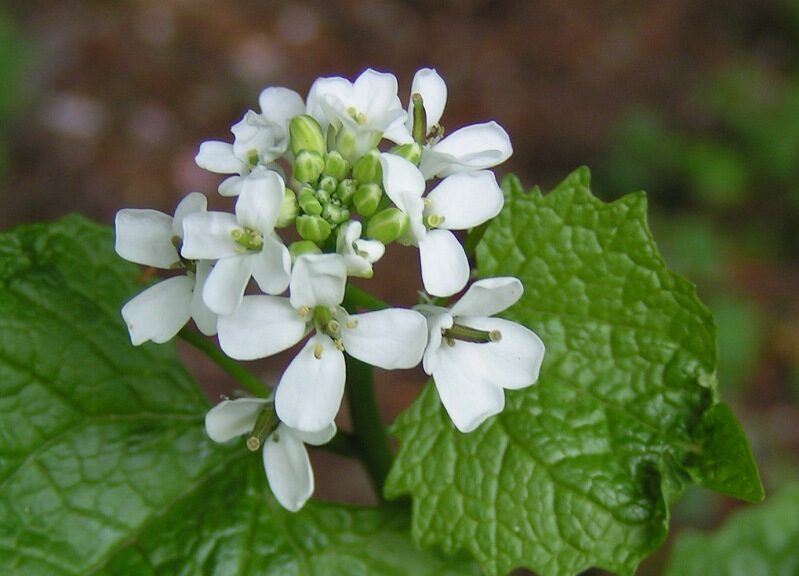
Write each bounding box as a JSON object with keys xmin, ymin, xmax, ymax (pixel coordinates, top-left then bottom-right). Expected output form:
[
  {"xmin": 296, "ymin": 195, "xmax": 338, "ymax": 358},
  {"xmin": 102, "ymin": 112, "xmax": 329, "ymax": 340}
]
[{"xmin": 115, "ymin": 68, "xmax": 545, "ymax": 511}]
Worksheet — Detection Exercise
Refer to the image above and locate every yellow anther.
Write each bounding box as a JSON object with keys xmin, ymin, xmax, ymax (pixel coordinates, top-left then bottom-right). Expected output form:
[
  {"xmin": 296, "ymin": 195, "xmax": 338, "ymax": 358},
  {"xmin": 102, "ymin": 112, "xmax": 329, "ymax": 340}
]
[
  {"xmin": 313, "ymin": 344, "xmax": 323, "ymax": 359},
  {"xmin": 333, "ymin": 338, "xmax": 345, "ymax": 351},
  {"xmin": 346, "ymin": 319, "xmax": 359, "ymax": 329},
  {"xmin": 489, "ymin": 330, "xmax": 502, "ymax": 342},
  {"xmin": 298, "ymin": 306, "xmax": 311, "ymax": 317},
  {"xmin": 246, "ymin": 437, "xmax": 261, "ymax": 452}
]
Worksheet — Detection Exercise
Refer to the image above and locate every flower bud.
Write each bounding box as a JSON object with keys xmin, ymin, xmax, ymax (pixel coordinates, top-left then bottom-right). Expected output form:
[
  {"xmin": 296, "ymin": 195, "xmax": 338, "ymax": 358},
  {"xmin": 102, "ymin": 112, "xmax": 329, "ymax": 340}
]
[
  {"xmin": 289, "ymin": 240, "xmax": 322, "ymax": 261},
  {"xmin": 298, "ymin": 187, "xmax": 323, "ymax": 216},
  {"xmin": 366, "ymin": 207, "xmax": 409, "ymax": 244},
  {"xmin": 323, "ymin": 203, "xmax": 350, "ymax": 225},
  {"xmin": 323, "ymin": 151, "xmax": 350, "ymax": 181},
  {"xmin": 293, "ymin": 150, "xmax": 325, "ymax": 184},
  {"xmin": 335, "ymin": 128, "xmax": 358, "ymax": 162},
  {"xmin": 289, "ymin": 114, "xmax": 326, "ymax": 157},
  {"xmin": 353, "ymin": 183, "xmax": 382, "ymax": 217},
  {"xmin": 316, "ymin": 188, "xmax": 331, "ymax": 205},
  {"xmin": 352, "ymin": 149, "xmax": 382, "ymax": 185},
  {"xmin": 296, "ymin": 215, "xmax": 332, "ymax": 242},
  {"xmin": 276, "ymin": 188, "xmax": 299, "ymax": 228},
  {"xmin": 390, "ymin": 143, "xmax": 422, "ymax": 165},
  {"xmin": 336, "ymin": 178, "xmax": 357, "ymax": 205},
  {"xmin": 318, "ymin": 175, "xmax": 338, "ymax": 195}
]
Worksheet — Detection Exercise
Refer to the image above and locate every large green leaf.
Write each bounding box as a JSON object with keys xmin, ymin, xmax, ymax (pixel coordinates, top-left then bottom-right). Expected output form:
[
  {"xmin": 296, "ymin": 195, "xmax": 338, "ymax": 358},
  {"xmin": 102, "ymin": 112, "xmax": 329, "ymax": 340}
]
[
  {"xmin": 666, "ymin": 484, "xmax": 799, "ymax": 576},
  {"xmin": 0, "ymin": 215, "xmax": 477, "ymax": 575},
  {"xmin": 385, "ymin": 169, "xmax": 762, "ymax": 576}
]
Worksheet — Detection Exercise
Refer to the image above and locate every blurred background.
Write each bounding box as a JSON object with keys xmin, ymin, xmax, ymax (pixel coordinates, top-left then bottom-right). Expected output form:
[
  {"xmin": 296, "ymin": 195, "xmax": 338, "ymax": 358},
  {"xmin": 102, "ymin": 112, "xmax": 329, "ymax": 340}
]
[{"xmin": 1, "ymin": 1, "xmax": 798, "ymax": 574}]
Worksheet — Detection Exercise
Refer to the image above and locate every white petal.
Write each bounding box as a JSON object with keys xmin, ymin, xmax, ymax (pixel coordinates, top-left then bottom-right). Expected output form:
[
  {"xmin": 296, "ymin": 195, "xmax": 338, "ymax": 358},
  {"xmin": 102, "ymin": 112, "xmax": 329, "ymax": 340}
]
[
  {"xmin": 383, "ymin": 118, "xmax": 414, "ymax": 145},
  {"xmin": 419, "ymin": 121, "xmax": 512, "ymax": 178},
  {"xmin": 263, "ymin": 425, "xmax": 314, "ymax": 512},
  {"xmin": 234, "ymin": 169, "xmax": 284, "ymax": 233},
  {"xmin": 195, "ymin": 141, "xmax": 246, "ymax": 174},
  {"xmin": 180, "ymin": 212, "xmax": 239, "ymax": 260},
  {"xmin": 289, "ymin": 253, "xmax": 347, "ymax": 309},
  {"xmin": 450, "ymin": 277, "xmax": 523, "ymax": 318},
  {"xmin": 290, "ymin": 422, "xmax": 337, "ymax": 446},
  {"xmin": 426, "ymin": 171, "xmax": 503, "ymax": 230},
  {"xmin": 342, "ymin": 309, "xmax": 427, "ymax": 369},
  {"xmin": 202, "ymin": 256, "xmax": 252, "ymax": 315},
  {"xmin": 409, "ymin": 67, "xmax": 447, "ymax": 130},
  {"xmin": 353, "ymin": 239, "xmax": 385, "ymax": 264},
  {"xmin": 250, "ymin": 236, "xmax": 291, "ymax": 295},
  {"xmin": 114, "ymin": 209, "xmax": 178, "ymax": 268},
  {"xmin": 421, "ymin": 311, "xmax": 453, "ymax": 375},
  {"xmin": 205, "ymin": 398, "xmax": 268, "ymax": 443},
  {"xmin": 353, "ymin": 69, "xmax": 401, "ymax": 121},
  {"xmin": 306, "ymin": 76, "xmax": 353, "ymax": 129},
  {"xmin": 418, "ymin": 229, "xmax": 470, "ymax": 297},
  {"xmin": 121, "ymin": 276, "xmax": 193, "ymax": 345},
  {"xmin": 380, "ymin": 153, "xmax": 426, "ymax": 209},
  {"xmin": 275, "ymin": 335, "xmax": 345, "ymax": 433},
  {"xmin": 218, "ymin": 175, "xmax": 245, "ymax": 197},
  {"xmin": 231, "ymin": 111, "xmax": 280, "ymax": 163},
  {"xmin": 259, "ymin": 87, "xmax": 306, "ymax": 127},
  {"xmin": 190, "ymin": 261, "xmax": 218, "ymax": 336},
  {"xmin": 451, "ymin": 316, "xmax": 545, "ymax": 390},
  {"xmin": 337, "ymin": 221, "xmax": 384, "ymax": 277},
  {"xmin": 217, "ymin": 295, "xmax": 306, "ymax": 360},
  {"xmin": 172, "ymin": 192, "xmax": 208, "ymax": 237},
  {"xmin": 431, "ymin": 346, "xmax": 507, "ymax": 433}
]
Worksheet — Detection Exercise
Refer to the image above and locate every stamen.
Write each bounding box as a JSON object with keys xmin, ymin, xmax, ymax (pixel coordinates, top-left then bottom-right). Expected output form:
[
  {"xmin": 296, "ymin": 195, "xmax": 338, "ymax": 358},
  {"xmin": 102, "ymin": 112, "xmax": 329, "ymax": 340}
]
[
  {"xmin": 425, "ymin": 214, "xmax": 445, "ymax": 228},
  {"xmin": 346, "ymin": 319, "xmax": 359, "ymax": 329},
  {"xmin": 333, "ymin": 338, "xmax": 345, "ymax": 351},
  {"xmin": 298, "ymin": 306, "xmax": 311, "ymax": 317},
  {"xmin": 313, "ymin": 344, "xmax": 323, "ymax": 359}
]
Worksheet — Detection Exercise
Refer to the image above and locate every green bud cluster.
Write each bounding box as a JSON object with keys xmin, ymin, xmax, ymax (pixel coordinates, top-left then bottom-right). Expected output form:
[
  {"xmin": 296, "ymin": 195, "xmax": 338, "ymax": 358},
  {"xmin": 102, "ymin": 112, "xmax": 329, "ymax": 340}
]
[{"xmin": 286, "ymin": 113, "xmax": 417, "ymax": 254}]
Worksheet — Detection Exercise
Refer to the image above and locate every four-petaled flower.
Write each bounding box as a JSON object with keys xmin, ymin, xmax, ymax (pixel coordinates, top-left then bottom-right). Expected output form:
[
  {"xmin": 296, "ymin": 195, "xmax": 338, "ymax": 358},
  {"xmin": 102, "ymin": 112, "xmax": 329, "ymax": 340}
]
[
  {"xmin": 417, "ymin": 277, "xmax": 545, "ymax": 433},
  {"xmin": 115, "ymin": 192, "xmax": 217, "ymax": 344},
  {"xmin": 217, "ymin": 253, "xmax": 428, "ymax": 432},
  {"xmin": 205, "ymin": 397, "xmax": 335, "ymax": 512}
]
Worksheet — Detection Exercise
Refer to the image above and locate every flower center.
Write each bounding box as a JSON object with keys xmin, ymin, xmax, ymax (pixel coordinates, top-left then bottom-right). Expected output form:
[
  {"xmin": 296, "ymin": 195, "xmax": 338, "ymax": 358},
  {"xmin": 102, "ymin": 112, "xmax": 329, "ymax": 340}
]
[
  {"xmin": 231, "ymin": 227, "xmax": 264, "ymax": 251},
  {"xmin": 346, "ymin": 106, "xmax": 367, "ymax": 125}
]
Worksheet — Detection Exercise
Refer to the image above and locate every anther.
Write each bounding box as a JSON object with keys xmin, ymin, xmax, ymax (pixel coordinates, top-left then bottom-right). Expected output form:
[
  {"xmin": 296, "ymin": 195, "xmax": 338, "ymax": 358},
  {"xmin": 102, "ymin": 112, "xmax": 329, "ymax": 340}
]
[
  {"xmin": 489, "ymin": 330, "xmax": 502, "ymax": 342},
  {"xmin": 346, "ymin": 319, "xmax": 359, "ymax": 329},
  {"xmin": 313, "ymin": 344, "xmax": 323, "ymax": 359}
]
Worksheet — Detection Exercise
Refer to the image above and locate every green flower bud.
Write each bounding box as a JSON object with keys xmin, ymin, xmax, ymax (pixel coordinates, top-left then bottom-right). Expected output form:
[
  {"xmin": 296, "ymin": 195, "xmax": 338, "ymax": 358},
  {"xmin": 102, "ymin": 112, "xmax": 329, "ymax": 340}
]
[
  {"xmin": 316, "ymin": 188, "xmax": 331, "ymax": 205},
  {"xmin": 318, "ymin": 175, "xmax": 338, "ymax": 194},
  {"xmin": 322, "ymin": 203, "xmax": 350, "ymax": 225},
  {"xmin": 335, "ymin": 178, "xmax": 357, "ymax": 205},
  {"xmin": 289, "ymin": 240, "xmax": 322, "ymax": 261},
  {"xmin": 352, "ymin": 149, "xmax": 383, "ymax": 185},
  {"xmin": 276, "ymin": 188, "xmax": 299, "ymax": 228},
  {"xmin": 293, "ymin": 150, "xmax": 325, "ymax": 184},
  {"xmin": 323, "ymin": 151, "xmax": 350, "ymax": 181},
  {"xmin": 353, "ymin": 183, "xmax": 382, "ymax": 217},
  {"xmin": 411, "ymin": 93, "xmax": 427, "ymax": 145},
  {"xmin": 390, "ymin": 143, "xmax": 422, "ymax": 165},
  {"xmin": 289, "ymin": 114, "xmax": 326, "ymax": 156},
  {"xmin": 296, "ymin": 215, "xmax": 332, "ymax": 242},
  {"xmin": 335, "ymin": 128, "xmax": 358, "ymax": 162},
  {"xmin": 366, "ymin": 208, "xmax": 409, "ymax": 244},
  {"xmin": 298, "ymin": 187, "xmax": 323, "ymax": 216}
]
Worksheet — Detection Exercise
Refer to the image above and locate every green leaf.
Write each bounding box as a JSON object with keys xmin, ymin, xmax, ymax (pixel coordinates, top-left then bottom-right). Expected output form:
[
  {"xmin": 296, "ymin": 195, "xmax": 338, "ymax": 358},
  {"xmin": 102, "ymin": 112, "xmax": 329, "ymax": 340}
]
[
  {"xmin": 666, "ymin": 484, "xmax": 799, "ymax": 576},
  {"xmin": 385, "ymin": 169, "xmax": 762, "ymax": 576},
  {"xmin": 0, "ymin": 215, "xmax": 477, "ymax": 575}
]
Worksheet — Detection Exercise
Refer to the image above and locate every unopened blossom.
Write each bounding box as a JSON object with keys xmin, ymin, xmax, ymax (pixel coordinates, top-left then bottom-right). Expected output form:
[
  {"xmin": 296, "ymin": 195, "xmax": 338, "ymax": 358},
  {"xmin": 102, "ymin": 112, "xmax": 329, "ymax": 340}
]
[
  {"xmin": 400, "ymin": 68, "xmax": 512, "ymax": 179},
  {"xmin": 306, "ymin": 68, "xmax": 409, "ymax": 161},
  {"xmin": 417, "ymin": 277, "xmax": 545, "ymax": 433},
  {"xmin": 205, "ymin": 397, "xmax": 334, "ymax": 512},
  {"xmin": 196, "ymin": 86, "xmax": 305, "ymax": 196},
  {"xmin": 216, "ymin": 253, "xmax": 428, "ymax": 432},
  {"xmin": 336, "ymin": 220, "xmax": 385, "ymax": 278},
  {"xmin": 380, "ymin": 152, "xmax": 504, "ymax": 297},
  {"xmin": 180, "ymin": 168, "xmax": 291, "ymax": 315},
  {"xmin": 115, "ymin": 192, "xmax": 217, "ymax": 344}
]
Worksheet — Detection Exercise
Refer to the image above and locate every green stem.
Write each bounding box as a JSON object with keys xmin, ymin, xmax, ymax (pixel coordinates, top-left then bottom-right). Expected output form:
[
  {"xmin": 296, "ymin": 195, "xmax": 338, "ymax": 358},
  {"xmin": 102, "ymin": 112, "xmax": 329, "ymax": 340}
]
[
  {"xmin": 346, "ymin": 355, "xmax": 392, "ymax": 498},
  {"xmin": 178, "ymin": 328, "xmax": 269, "ymax": 398},
  {"xmin": 344, "ymin": 284, "xmax": 389, "ymax": 311},
  {"xmin": 325, "ymin": 431, "xmax": 359, "ymax": 459}
]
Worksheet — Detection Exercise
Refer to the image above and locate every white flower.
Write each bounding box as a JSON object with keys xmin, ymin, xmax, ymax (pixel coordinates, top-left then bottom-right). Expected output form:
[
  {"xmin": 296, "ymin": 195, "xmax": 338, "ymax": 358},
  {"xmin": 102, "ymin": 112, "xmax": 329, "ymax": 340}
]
[
  {"xmin": 205, "ymin": 397, "xmax": 335, "ymax": 512},
  {"xmin": 180, "ymin": 168, "xmax": 291, "ymax": 315},
  {"xmin": 402, "ymin": 68, "xmax": 512, "ymax": 180},
  {"xmin": 380, "ymin": 152, "xmax": 504, "ymax": 297},
  {"xmin": 418, "ymin": 277, "xmax": 545, "ymax": 433},
  {"xmin": 216, "ymin": 253, "xmax": 428, "ymax": 432},
  {"xmin": 196, "ymin": 86, "xmax": 305, "ymax": 196},
  {"xmin": 336, "ymin": 220, "xmax": 385, "ymax": 278},
  {"xmin": 306, "ymin": 68, "xmax": 409, "ymax": 160},
  {"xmin": 115, "ymin": 192, "xmax": 217, "ymax": 344}
]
